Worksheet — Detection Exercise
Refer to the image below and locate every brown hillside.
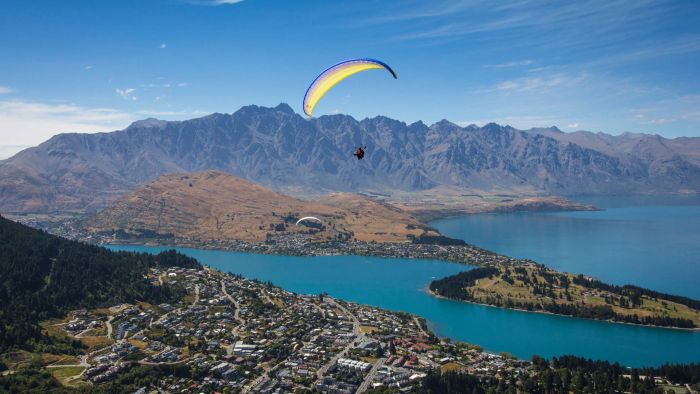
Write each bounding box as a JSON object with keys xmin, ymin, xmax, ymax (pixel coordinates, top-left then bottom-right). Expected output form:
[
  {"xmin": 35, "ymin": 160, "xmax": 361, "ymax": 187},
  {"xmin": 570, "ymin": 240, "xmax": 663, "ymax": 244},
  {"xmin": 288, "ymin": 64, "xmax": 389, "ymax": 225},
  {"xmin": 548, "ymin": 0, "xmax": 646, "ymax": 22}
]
[
  {"xmin": 319, "ymin": 192, "xmax": 438, "ymax": 242},
  {"xmin": 84, "ymin": 170, "xmax": 431, "ymax": 243}
]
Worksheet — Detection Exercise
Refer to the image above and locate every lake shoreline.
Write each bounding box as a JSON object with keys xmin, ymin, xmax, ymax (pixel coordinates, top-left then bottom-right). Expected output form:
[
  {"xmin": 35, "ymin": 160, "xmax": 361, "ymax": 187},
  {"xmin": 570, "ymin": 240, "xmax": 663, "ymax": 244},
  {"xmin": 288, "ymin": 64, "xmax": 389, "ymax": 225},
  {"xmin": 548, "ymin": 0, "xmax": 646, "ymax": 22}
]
[
  {"xmin": 426, "ymin": 288, "xmax": 700, "ymax": 333},
  {"xmin": 101, "ymin": 236, "xmax": 700, "ymax": 331},
  {"xmin": 108, "ymin": 243, "xmax": 700, "ymax": 367}
]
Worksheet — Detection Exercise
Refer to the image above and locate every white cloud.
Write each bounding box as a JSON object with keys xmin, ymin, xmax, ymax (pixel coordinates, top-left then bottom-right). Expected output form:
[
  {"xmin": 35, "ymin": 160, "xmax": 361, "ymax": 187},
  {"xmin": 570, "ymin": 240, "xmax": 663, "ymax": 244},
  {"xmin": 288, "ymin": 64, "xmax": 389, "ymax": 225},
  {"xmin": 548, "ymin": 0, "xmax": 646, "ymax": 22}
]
[
  {"xmin": 136, "ymin": 109, "xmax": 208, "ymax": 117},
  {"xmin": 630, "ymin": 95, "xmax": 700, "ymax": 128},
  {"xmin": 484, "ymin": 60, "xmax": 533, "ymax": 68},
  {"xmin": 646, "ymin": 118, "xmax": 674, "ymax": 125},
  {"xmin": 567, "ymin": 123, "xmax": 579, "ymax": 128},
  {"xmin": 177, "ymin": 82, "xmax": 188, "ymax": 87},
  {"xmin": 0, "ymin": 86, "xmax": 15, "ymax": 94},
  {"xmin": 140, "ymin": 83, "xmax": 171, "ymax": 88},
  {"xmin": 0, "ymin": 100, "xmax": 136, "ymax": 146},
  {"xmin": 186, "ymin": 0, "xmax": 244, "ymax": 5},
  {"xmin": 116, "ymin": 87, "xmax": 137, "ymax": 100},
  {"xmin": 0, "ymin": 100, "xmax": 214, "ymax": 148},
  {"xmin": 495, "ymin": 80, "xmax": 520, "ymax": 91},
  {"xmin": 84, "ymin": 65, "xmax": 93, "ymax": 70},
  {"xmin": 389, "ymin": 0, "xmax": 673, "ymax": 45},
  {"xmin": 490, "ymin": 73, "xmax": 587, "ymax": 93},
  {"xmin": 159, "ymin": 43, "xmax": 167, "ymax": 49}
]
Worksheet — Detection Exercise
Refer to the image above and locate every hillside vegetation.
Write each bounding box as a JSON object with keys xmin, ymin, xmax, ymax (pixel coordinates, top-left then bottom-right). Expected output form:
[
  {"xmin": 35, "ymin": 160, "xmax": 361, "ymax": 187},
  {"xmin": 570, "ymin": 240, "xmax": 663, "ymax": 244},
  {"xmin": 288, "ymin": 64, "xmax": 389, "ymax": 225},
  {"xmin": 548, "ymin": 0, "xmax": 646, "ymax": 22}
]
[
  {"xmin": 83, "ymin": 170, "xmax": 437, "ymax": 243},
  {"xmin": 0, "ymin": 215, "xmax": 200, "ymax": 353},
  {"xmin": 430, "ymin": 264, "xmax": 700, "ymax": 328}
]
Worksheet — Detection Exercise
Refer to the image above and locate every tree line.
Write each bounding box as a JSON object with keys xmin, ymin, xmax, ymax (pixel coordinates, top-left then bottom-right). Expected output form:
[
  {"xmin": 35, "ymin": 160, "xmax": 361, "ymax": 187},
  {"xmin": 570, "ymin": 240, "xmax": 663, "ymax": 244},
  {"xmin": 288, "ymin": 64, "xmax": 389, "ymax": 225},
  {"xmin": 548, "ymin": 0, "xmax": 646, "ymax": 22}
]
[
  {"xmin": 411, "ymin": 355, "xmax": 700, "ymax": 393},
  {"xmin": 431, "ymin": 269, "xmax": 696, "ymax": 328},
  {"xmin": 0, "ymin": 215, "xmax": 201, "ymax": 353}
]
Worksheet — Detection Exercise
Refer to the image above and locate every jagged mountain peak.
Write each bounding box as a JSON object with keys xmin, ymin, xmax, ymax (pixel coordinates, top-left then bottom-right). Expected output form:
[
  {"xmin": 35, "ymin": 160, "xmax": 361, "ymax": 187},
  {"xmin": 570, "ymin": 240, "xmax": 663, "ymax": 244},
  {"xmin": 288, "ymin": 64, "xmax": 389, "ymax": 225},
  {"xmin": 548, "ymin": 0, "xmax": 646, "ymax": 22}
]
[
  {"xmin": 128, "ymin": 118, "xmax": 170, "ymax": 129},
  {"xmin": 274, "ymin": 102, "xmax": 296, "ymax": 115},
  {"xmin": 1, "ymin": 103, "xmax": 698, "ymax": 214}
]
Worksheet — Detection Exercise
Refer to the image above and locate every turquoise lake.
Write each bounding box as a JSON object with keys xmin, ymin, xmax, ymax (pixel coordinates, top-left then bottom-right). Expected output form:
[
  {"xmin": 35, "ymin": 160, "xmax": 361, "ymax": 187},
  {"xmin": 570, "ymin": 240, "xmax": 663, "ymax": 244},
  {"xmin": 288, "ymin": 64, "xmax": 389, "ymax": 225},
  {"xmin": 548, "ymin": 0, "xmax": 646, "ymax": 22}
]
[
  {"xmin": 432, "ymin": 195, "xmax": 700, "ymax": 300},
  {"xmin": 110, "ymin": 237, "xmax": 700, "ymax": 367}
]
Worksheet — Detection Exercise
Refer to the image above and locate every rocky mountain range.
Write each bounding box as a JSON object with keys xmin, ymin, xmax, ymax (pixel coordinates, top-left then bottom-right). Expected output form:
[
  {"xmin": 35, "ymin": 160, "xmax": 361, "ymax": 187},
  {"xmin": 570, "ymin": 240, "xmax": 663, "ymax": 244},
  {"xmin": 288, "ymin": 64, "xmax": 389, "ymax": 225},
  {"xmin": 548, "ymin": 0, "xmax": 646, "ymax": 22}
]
[{"xmin": 1, "ymin": 103, "xmax": 698, "ymax": 214}]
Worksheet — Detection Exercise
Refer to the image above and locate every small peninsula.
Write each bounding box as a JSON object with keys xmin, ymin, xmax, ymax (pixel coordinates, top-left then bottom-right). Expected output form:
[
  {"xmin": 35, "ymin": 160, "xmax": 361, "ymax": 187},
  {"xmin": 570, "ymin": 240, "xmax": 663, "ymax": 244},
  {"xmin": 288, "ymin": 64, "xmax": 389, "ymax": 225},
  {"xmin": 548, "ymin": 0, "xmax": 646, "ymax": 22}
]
[{"xmin": 430, "ymin": 263, "xmax": 700, "ymax": 329}]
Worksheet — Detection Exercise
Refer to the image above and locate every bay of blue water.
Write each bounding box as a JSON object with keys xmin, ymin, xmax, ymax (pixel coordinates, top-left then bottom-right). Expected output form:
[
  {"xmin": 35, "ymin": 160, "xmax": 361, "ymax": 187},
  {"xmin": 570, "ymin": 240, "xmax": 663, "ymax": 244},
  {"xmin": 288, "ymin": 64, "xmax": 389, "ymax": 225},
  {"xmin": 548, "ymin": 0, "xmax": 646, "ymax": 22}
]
[
  {"xmin": 109, "ymin": 244, "xmax": 700, "ymax": 367},
  {"xmin": 432, "ymin": 195, "xmax": 700, "ymax": 300}
]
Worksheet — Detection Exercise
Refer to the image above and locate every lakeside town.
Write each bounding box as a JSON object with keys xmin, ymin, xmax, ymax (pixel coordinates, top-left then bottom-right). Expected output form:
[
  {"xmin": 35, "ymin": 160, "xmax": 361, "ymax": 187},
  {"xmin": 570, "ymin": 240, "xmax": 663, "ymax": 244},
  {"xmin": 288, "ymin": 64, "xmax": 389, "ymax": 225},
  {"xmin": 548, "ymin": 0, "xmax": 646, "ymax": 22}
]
[
  {"xmin": 44, "ymin": 265, "xmax": 531, "ymax": 392},
  {"xmin": 14, "ymin": 215, "xmax": 700, "ymax": 331},
  {"xmin": 15, "ymin": 215, "xmax": 524, "ymax": 269}
]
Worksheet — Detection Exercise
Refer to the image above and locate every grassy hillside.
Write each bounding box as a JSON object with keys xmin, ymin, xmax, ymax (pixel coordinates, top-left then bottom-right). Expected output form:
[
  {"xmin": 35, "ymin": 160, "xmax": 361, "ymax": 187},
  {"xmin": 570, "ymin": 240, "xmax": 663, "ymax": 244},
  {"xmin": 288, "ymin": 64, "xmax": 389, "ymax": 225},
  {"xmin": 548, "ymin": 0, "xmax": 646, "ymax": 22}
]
[
  {"xmin": 0, "ymin": 215, "xmax": 200, "ymax": 353},
  {"xmin": 83, "ymin": 170, "xmax": 438, "ymax": 243},
  {"xmin": 430, "ymin": 263, "xmax": 700, "ymax": 328}
]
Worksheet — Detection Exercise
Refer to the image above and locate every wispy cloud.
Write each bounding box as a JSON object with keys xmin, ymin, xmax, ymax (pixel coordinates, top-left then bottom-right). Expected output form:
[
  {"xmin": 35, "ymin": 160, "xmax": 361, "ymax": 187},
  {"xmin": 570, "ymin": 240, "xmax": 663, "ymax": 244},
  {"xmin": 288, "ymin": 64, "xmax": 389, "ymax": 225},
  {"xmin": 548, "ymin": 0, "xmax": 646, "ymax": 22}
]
[
  {"xmin": 136, "ymin": 109, "xmax": 208, "ymax": 117},
  {"xmin": 0, "ymin": 99, "xmax": 217, "ymax": 147},
  {"xmin": 567, "ymin": 123, "xmax": 580, "ymax": 129},
  {"xmin": 0, "ymin": 86, "xmax": 15, "ymax": 94},
  {"xmin": 185, "ymin": 0, "xmax": 244, "ymax": 5},
  {"xmin": 0, "ymin": 100, "xmax": 136, "ymax": 145},
  {"xmin": 483, "ymin": 60, "xmax": 533, "ymax": 68},
  {"xmin": 138, "ymin": 82, "xmax": 187, "ymax": 89},
  {"xmin": 84, "ymin": 65, "xmax": 93, "ymax": 70},
  {"xmin": 382, "ymin": 0, "xmax": 686, "ymax": 63},
  {"xmin": 140, "ymin": 83, "xmax": 171, "ymax": 88},
  {"xmin": 116, "ymin": 87, "xmax": 137, "ymax": 100},
  {"xmin": 581, "ymin": 37, "xmax": 700, "ymax": 69},
  {"xmin": 630, "ymin": 95, "xmax": 700, "ymax": 129},
  {"xmin": 159, "ymin": 43, "xmax": 167, "ymax": 49},
  {"xmin": 488, "ymin": 73, "xmax": 588, "ymax": 93}
]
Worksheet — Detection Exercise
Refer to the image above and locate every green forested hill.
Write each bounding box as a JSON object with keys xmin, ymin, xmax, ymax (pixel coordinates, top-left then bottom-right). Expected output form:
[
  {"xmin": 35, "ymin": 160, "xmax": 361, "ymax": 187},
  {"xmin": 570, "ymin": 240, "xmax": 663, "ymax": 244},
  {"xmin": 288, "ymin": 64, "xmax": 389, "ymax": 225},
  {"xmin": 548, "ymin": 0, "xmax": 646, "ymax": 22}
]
[{"xmin": 0, "ymin": 215, "xmax": 200, "ymax": 353}]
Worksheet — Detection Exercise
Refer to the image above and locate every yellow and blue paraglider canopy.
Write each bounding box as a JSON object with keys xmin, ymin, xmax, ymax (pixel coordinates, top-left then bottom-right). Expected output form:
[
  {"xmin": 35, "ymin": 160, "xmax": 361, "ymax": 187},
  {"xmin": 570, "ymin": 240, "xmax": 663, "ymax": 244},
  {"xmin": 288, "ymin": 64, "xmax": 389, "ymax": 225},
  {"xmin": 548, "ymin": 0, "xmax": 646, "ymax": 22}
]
[{"xmin": 303, "ymin": 58, "xmax": 397, "ymax": 117}]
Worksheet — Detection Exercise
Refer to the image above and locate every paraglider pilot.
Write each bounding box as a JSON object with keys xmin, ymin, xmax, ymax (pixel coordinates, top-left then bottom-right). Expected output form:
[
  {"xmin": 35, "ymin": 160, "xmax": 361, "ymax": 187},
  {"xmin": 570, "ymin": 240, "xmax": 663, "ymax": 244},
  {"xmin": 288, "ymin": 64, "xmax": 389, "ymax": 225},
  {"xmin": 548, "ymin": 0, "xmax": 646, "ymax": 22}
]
[{"xmin": 354, "ymin": 146, "xmax": 366, "ymax": 160}]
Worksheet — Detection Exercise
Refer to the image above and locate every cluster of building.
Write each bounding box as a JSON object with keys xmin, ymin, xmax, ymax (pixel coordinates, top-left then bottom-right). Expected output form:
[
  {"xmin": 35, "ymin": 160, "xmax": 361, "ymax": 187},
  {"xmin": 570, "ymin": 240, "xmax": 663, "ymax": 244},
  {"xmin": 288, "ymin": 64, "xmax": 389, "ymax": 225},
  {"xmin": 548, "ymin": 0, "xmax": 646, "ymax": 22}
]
[
  {"xmin": 54, "ymin": 264, "xmax": 533, "ymax": 392},
  {"xmin": 42, "ymin": 215, "xmax": 526, "ymax": 270}
]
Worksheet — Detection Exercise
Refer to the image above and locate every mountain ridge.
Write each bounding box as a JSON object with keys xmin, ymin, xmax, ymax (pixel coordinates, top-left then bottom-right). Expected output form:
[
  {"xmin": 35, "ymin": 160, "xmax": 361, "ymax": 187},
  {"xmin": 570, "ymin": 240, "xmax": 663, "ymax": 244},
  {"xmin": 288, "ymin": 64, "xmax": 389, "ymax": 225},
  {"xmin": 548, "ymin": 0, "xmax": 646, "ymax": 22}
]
[{"xmin": 1, "ymin": 103, "xmax": 698, "ymax": 214}]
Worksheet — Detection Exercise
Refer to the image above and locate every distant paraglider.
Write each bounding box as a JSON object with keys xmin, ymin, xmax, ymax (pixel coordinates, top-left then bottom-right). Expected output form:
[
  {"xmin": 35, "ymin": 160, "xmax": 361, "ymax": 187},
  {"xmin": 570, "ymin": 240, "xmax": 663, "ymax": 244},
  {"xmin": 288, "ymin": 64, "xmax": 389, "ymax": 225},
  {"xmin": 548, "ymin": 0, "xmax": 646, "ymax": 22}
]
[
  {"xmin": 296, "ymin": 216, "xmax": 323, "ymax": 226},
  {"xmin": 353, "ymin": 146, "xmax": 366, "ymax": 160},
  {"xmin": 302, "ymin": 58, "xmax": 397, "ymax": 117}
]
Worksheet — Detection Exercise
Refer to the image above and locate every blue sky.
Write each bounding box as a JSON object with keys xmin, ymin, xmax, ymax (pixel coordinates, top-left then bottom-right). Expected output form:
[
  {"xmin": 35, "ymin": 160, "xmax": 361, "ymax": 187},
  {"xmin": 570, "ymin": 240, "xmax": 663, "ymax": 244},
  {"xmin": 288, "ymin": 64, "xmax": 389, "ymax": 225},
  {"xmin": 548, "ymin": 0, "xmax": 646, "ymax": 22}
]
[{"xmin": 1, "ymin": 0, "xmax": 700, "ymax": 157}]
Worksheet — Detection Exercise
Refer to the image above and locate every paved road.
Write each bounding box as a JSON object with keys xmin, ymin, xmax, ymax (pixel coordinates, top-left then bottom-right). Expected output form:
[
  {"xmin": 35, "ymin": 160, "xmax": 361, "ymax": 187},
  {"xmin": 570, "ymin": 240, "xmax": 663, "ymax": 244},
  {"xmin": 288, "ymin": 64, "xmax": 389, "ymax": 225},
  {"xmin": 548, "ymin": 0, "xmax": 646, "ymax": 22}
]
[
  {"xmin": 138, "ymin": 357, "xmax": 192, "ymax": 366},
  {"xmin": 413, "ymin": 316, "xmax": 430, "ymax": 337},
  {"xmin": 311, "ymin": 302, "xmax": 326, "ymax": 318},
  {"xmin": 316, "ymin": 298, "xmax": 365, "ymax": 379},
  {"xmin": 242, "ymin": 361, "xmax": 283, "ymax": 393},
  {"xmin": 221, "ymin": 279, "xmax": 246, "ymax": 357},
  {"xmin": 328, "ymin": 298, "xmax": 360, "ymax": 335},
  {"xmin": 105, "ymin": 316, "xmax": 114, "ymax": 339},
  {"xmin": 221, "ymin": 279, "xmax": 246, "ymax": 332},
  {"xmin": 193, "ymin": 284, "xmax": 200, "ymax": 305},
  {"xmin": 357, "ymin": 357, "xmax": 387, "ymax": 393}
]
